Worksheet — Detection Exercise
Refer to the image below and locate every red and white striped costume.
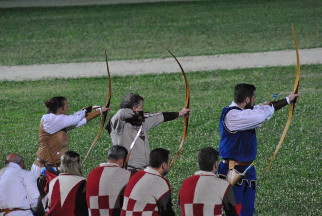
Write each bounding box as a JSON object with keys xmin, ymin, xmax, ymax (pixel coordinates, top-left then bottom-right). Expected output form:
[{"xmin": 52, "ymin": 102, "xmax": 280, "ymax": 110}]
[
  {"xmin": 121, "ymin": 167, "xmax": 174, "ymax": 216},
  {"xmin": 179, "ymin": 171, "xmax": 235, "ymax": 216},
  {"xmin": 47, "ymin": 173, "xmax": 88, "ymax": 216},
  {"xmin": 86, "ymin": 162, "xmax": 131, "ymax": 216}
]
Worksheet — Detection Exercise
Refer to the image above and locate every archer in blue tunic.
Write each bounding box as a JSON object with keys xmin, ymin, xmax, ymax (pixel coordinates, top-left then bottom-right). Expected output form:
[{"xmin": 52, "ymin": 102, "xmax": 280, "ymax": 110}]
[{"xmin": 218, "ymin": 83, "xmax": 299, "ymax": 216}]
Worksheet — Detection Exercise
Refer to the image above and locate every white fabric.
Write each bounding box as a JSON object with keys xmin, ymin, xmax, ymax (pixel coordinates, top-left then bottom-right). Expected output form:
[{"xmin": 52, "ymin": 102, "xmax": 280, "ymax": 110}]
[
  {"xmin": 180, "ymin": 171, "xmax": 230, "ymax": 216},
  {"xmin": 98, "ymin": 162, "xmax": 130, "ymax": 208},
  {"xmin": 144, "ymin": 167, "xmax": 161, "ymax": 176},
  {"xmin": 124, "ymin": 167, "xmax": 169, "ymax": 211},
  {"xmin": 193, "ymin": 172, "xmax": 228, "ymax": 205},
  {"xmin": 110, "ymin": 109, "xmax": 164, "ymax": 169},
  {"xmin": 225, "ymin": 101, "xmax": 274, "ymax": 131},
  {"xmin": 41, "ymin": 110, "xmax": 87, "ymax": 134},
  {"xmin": 194, "ymin": 170, "xmax": 216, "ymax": 176},
  {"xmin": 0, "ymin": 163, "xmax": 40, "ymax": 216},
  {"xmin": 30, "ymin": 164, "xmax": 49, "ymax": 211},
  {"xmin": 31, "ymin": 163, "xmax": 46, "ymax": 179},
  {"xmin": 48, "ymin": 174, "xmax": 86, "ymax": 207},
  {"xmin": 88, "ymin": 162, "xmax": 131, "ymax": 212},
  {"xmin": 99, "ymin": 162, "xmax": 119, "ymax": 167}
]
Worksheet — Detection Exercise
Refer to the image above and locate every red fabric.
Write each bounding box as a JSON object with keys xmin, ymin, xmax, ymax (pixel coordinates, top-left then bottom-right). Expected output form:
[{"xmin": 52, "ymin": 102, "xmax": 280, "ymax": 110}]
[
  {"xmin": 86, "ymin": 166, "xmax": 102, "ymax": 208},
  {"xmin": 179, "ymin": 174, "xmax": 229, "ymax": 216},
  {"xmin": 44, "ymin": 170, "xmax": 58, "ymax": 194},
  {"xmin": 89, "ymin": 209, "xmax": 117, "ymax": 216},
  {"xmin": 179, "ymin": 175, "xmax": 200, "ymax": 216},
  {"xmin": 121, "ymin": 170, "xmax": 170, "ymax": 216},
  {"xmin": 235, "ymin": 204, "xmax": 242, "ymax": 215},
  {"xmin": 214, "ymin": 204, "xmax": 224, "ymax": 215},
  {"xmin": 90, "ymin": 209, "xmax": 100, "ymax": 216},
  {"xmin": 127, "ymin": 198, "xmax": 136, "ymax": 211},
  {"xmin": 193, "ymin": 203, "xmax": 204, "ymax": 215},
  {"xmin": 87, "ymin": 165, "xmax": 131, "ymax": 216},
  {"xmin": 47, "ymin": 179, "xmax": 62, "ymax": 215},
  {"xmin": 47, "ymin": 177, "xmax": 86, "ymax": 216},
  {"xmin": 143, "ymin": 203, "xmax": 157, "ymax": 211},
  {"xmin": 98, "ymin": 195, "xmax": 109, "ymax": 209},
  {"xmin": 179, "ymin": 175, "xmax": 200, "ymax": 203},
  {"xmin": 123, "ymin": 171, "xmax": 145, "ymax": 197}
]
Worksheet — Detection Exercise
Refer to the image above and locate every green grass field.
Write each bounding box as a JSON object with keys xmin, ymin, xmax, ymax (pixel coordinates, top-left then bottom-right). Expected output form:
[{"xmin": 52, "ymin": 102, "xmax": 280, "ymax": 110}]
[
  {"xmin": 1, "ymin": 0, "xmax": 321, "ymax": 215},
  {"xmin": 0, "ymin": 0, "xmax": 321, "ymax": 65},
  {"xmin": 1, "ymin": 65, "xmax": 321, "ymax": 215}
]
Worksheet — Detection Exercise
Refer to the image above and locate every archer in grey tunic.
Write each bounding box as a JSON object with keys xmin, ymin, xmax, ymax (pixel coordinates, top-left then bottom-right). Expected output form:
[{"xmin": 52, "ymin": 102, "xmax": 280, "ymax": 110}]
[{"xmin": 106, "ymin": 93, "xmax": 190, "ymax": 170}]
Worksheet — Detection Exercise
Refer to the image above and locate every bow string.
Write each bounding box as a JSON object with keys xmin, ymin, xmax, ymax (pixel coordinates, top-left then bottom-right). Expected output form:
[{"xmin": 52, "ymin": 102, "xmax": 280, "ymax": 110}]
[{"xmin": 124, "ymin": 125, "xmax": 143, "ymax": 169}]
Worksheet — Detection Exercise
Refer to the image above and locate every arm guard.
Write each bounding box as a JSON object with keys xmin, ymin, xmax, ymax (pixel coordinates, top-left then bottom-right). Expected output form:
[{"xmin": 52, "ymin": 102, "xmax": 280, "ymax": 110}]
[
  {"xmin": 271, "ymin": 98, "xmax": 288, "ymax": 111},
  {"xmin": 85, "ymin": 110, "xmax": 101, "ymax": 122},
  {"xmin": 163, "ymin": 112, "xmax": 179, "ymax": 122}
]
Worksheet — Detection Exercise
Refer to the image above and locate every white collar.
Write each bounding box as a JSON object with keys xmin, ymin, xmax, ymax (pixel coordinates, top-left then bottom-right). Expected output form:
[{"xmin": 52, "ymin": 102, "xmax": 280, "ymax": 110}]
[
  {"xmin": 8, "ymin": 162, "xmax": 21, "ymax": 169},
  {"xmin": 144, "ymin": 166, "xmax": 161, "ymax": 176},
  {"xmin": 100, "ymin": 162, "xmax": 119, "ymax": 167},
  {"xmin": 194, "ymin": 170, "xmax": 216, "ymax": 176},
  {"xmin": 229, "ymin": 101, "xmax": 242, "ymax": 108}
]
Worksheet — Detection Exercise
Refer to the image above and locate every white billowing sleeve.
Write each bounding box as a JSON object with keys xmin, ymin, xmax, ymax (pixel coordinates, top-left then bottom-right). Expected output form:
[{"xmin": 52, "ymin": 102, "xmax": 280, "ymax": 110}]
[
  {"xmin": 42, "ymin": 110, "xmax": 87, "ymax": 134},
  {"xmin": 225, "ymin": 103, "xmax": 275, "ymax": 131}
]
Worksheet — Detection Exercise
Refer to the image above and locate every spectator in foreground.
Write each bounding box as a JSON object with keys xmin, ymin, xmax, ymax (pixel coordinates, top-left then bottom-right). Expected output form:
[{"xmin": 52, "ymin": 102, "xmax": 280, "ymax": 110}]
[
  {"xmin": 0, "ymin": 153, "xmax": 45, "ymax": 216},
  {"xmin": 121, "ymin": 148, "xmax": 175, "ymax": 216},
  {"xmin": 87, "ymin": 145, "xmax": 131, "ymax": 216},
  {"xmin": 47, "ymin": 151, "xmax": 88, "ymax": 216},
  {"xmin": 179, "ymin": 147, "xmax": 237, "ymax": 216}
]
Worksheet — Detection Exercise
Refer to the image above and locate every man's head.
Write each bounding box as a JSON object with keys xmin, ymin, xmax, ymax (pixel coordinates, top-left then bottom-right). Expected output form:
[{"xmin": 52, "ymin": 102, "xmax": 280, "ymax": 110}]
[
  {"xmin": 60, "ymin": 151, "xmax": 82, "ymax": 176},
  {"xmin": 44, "ymin": 96, "xmax": 68, "ymax": 114},
  {"xmin": 149, "ymin": 148, "xmax": 170, "ymax": 176},
  {"xmin": 198, "ymin": 147, "xmax": 219, "ymax": 173},
  {"xmin": 6, "ymin": 153, "xmax": 25, "ymax": 169},
  {"xmin": 107, "ymin": 145, "xmax": 128, "ymax": 168},
  {"xmin": 234, "ymin": 83, "xmax": 256, "ymax": 109},
  {"xmin": 120, "ymin": 93, "xmax": 144, "ymax": 112}
]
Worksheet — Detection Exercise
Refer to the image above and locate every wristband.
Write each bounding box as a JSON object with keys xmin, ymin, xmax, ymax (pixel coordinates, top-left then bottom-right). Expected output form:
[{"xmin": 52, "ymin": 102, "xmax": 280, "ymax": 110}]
[{"xmin": 286, "ymin": 97, "xmax": 290, "ymax": 105}]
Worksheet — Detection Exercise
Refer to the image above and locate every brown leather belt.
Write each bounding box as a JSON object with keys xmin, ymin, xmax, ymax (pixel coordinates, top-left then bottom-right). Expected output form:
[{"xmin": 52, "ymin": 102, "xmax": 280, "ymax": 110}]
[
  {"xmin": 222, "ymin": 159, "xmax": 253, "ymax": 166},
  {"xmin": 36, "ymin": 156, "xmax": 60, "ymax": 167}
]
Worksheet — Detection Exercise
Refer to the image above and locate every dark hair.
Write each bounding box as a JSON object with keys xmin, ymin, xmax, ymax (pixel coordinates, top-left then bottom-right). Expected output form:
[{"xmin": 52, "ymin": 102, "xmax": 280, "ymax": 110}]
[
  {"xmin": 107, "ymin": 145, "xmax": 128, "ymax": 161},
  {"xmin": 120, "ymin": 93, "xmax": 144, "ymax": 109},
  {"xmin": 149, "ymin": 148, "xmax": 170, "ymax": 168},
  {"xmin": 234, "ymin": 84, "xmax": 256, "ymax": 103},
  {"xmin": 198, "ymin": 147, "xmax": 219, "ymax": 171},
  {"xmin": 60, "ymin": 151, "xmax": 82, "ymax": 176},
  {"xmin": 44, "ymin": 96, "xmax": 66, "ymax": 113}
]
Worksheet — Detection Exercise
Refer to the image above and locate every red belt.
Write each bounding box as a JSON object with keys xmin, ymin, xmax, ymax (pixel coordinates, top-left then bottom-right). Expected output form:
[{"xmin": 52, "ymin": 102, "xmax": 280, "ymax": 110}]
[{"xmin": 222, "ymin": 159, "xmax": 253, "ymax": 166}]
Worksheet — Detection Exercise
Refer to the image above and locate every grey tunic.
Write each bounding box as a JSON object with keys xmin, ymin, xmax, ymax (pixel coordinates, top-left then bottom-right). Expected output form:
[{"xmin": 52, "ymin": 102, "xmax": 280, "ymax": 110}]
[{"xmin": 109, "ymin": 108, "xmax": 164, "ymax": 169}]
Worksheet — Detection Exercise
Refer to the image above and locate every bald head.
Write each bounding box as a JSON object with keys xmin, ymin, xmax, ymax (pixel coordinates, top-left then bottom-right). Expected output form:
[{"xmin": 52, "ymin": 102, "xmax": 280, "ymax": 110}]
[
  {"xmin": 5, "ymin": 153, "xmax": 24, "ymax": 168},
  {"xmin": 6, "ymin": 153, "xmax": 17, "ymax": 164}
]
